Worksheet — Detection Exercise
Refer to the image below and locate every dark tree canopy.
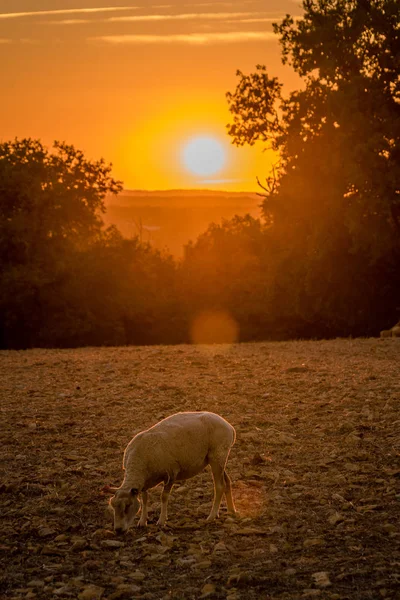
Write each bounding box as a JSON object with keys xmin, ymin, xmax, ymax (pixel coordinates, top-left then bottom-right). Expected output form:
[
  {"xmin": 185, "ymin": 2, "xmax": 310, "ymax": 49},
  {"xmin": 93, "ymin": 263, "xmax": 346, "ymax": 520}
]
[
  {"xmin": 228, "ymin": 1, "xmax": 400, "ymax": 231},
  {"xmin": 0, "ymin": 139, "xmax": 183, "ymax": 349},
  {"xmin": 276, "ymin": 0, "xmax": 400, "ymax": 94},
  {"xmin": 1, "ymin": 2, "xmax": 399, "ymax": 348},
  {"xmin": 225, "ymin": 0, "xmax": 400, "ymax": 335},
  {"xmin": 0, "ymin": 139, "xmax": 122, "ymax": 264}
]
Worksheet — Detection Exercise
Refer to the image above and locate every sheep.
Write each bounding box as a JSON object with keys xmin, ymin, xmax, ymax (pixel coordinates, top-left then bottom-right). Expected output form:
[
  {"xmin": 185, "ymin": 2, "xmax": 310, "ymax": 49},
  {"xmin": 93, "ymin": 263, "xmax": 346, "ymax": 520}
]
[
  {"xmin": 108, "ymin": 411, "xmax": 236, "ymax": 532},
  {"xmin": 380, "ymin": 329, "xmax": 393, "ymax": 338},
  {"xmin": 392, "ymin": 322, "xmax": 400, "ymax": 337},
  {"xmin": 380, "ymin": 320, "xmax": 400, "ymax": 338}
]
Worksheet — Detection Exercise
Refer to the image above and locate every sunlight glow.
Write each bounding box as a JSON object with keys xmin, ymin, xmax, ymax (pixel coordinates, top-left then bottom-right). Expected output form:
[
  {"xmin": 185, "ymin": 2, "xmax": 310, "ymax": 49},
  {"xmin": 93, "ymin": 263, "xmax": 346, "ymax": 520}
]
[
  {"xmin": 111, "ymin": 96, "xmax": 276, "ymax": 190},
  {"xmin": 234, "ymin": 481, "xmax": 265, "ymax": 518},
  {"xmin": 190, "ymin": 310, "xmax": 239, "ymax": 345},
  {"xmin": 182, "ymin": 136, "xmax": 226, "ymax": 177}
]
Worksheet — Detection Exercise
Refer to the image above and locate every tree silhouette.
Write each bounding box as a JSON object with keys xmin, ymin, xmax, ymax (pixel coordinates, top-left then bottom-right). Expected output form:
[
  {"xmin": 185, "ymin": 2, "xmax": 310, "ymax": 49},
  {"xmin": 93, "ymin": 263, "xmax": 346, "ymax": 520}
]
[{"xmin": 226, "ymin": 0, "xmax": 400, "ymax": 335}]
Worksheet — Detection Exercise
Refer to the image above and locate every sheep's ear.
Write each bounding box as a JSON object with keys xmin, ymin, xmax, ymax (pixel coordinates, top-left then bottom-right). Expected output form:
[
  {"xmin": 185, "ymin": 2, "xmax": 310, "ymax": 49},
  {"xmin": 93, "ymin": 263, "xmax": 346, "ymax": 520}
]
[{"xmin": 130, "ymin": 488, "xmax": 138, "ymax": 496}]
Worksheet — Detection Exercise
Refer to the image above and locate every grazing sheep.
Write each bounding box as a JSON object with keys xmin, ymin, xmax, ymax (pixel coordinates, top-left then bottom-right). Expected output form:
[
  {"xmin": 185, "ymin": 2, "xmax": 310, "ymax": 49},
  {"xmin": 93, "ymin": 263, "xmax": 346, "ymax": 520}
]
[
  {"xmin": 380, "ymin": 320, "xmax": 400, "ymax": 337},
  {"xmin": 108, "ymin": 411, "xmax": 236, "ymax": 532},
  {"xmin": 380, "ymin": 329, "xmax": 393, "ymax": 338},
  {"xmin": 392, "ymin": 322, "xmax": 400, "ymax": 337}
]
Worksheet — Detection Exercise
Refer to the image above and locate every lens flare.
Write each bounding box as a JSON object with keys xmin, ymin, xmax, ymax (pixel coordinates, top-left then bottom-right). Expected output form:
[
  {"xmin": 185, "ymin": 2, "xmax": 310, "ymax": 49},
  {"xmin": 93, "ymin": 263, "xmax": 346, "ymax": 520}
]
[{"xmin": 190, "ymin": 310, "xmax": 239, "ymax": 345}]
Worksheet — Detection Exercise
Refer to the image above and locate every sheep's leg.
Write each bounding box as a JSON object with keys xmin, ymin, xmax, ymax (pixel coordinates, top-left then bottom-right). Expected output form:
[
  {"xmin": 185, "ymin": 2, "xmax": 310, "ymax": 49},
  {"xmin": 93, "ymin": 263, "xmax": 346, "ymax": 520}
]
[
  {"xmin": 157, "ymin": 481, "xmax": 173, "ymax": 527},
  {"xmin": 138, "ymin": 491, "xmax": 148, "ymax": 527},
  {"xmin": 207, "ymin": 460, "xmax": 226, "ymax": 521},
  {"xmin": 224, "ymin": 471, "xmax": 237, "ymax": 516}
]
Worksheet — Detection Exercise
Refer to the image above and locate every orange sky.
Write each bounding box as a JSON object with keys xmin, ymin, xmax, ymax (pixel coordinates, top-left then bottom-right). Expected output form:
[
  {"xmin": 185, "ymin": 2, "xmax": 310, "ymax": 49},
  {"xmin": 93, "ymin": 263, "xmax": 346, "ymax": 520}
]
[{"xmin": 0, "ymin": 0, "xmax": 302, "ymax": 192}]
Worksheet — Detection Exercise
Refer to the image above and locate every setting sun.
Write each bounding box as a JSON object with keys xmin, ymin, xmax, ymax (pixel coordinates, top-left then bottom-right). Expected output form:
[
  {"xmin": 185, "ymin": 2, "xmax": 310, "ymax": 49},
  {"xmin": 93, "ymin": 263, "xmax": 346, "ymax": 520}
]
[
  {"xmin": 0, "ymin": 0, "xmax": 296, "ymax": 191},
  {"xmin": 182, "ymin": 136, "xmax": 226, "ymax": 177}
]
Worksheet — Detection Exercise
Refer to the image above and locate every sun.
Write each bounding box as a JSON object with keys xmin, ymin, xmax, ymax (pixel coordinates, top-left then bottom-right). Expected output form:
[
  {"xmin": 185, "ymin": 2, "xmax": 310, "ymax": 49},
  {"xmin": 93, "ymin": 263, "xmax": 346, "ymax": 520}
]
[{"xmin": 182, "ymin": 136, "xmax": 226, "ymax": 177}]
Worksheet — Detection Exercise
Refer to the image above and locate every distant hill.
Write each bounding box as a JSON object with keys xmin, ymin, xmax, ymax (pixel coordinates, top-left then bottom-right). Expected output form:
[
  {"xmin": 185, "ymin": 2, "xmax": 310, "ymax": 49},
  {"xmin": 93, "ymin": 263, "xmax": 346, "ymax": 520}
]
[{"xmin": 104, "ymin": 189, "xmax": 261, "ymax": 257}]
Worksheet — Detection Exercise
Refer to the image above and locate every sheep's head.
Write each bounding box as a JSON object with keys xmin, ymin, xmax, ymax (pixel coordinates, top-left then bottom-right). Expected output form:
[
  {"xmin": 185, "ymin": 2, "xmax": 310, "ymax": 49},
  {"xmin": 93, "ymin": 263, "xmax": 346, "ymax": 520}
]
[{"xmin": 109, "ymin": 488, "xmax": 140, "ymax": 534}]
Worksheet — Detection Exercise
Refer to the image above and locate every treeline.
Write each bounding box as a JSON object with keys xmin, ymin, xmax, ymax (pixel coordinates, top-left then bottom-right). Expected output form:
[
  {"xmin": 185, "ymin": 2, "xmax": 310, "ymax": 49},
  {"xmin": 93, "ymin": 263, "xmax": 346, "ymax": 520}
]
[
  {"xmin": 1, "ymin": 0, "xmax": 399, "ymax": 349},
  {"xmin": 0, "ymin": 140, "xmax": 183, "ymax": 348}
]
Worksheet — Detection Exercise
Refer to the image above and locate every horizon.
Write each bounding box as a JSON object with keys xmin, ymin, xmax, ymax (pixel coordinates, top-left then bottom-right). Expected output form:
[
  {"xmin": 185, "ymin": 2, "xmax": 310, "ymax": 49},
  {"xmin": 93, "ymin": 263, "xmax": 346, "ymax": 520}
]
[
  {"xmin": 0, "ymin": 0, "xmax": 302, "ymax": 192},
  {"xmin": 104, "ymin": 186, "xmax": 262, "ymax": 256},
  {"xmin": 114, "ymin": 187, "xmax": 259, "ymax": 195}
]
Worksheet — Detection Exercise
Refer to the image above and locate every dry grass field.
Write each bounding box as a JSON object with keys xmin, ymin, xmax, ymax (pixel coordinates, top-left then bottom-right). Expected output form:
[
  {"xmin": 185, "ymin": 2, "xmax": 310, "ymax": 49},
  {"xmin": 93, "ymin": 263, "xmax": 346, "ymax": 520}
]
[{"xmin": 1, "ymin": 339, "xmax": 399, "ymax": 600}]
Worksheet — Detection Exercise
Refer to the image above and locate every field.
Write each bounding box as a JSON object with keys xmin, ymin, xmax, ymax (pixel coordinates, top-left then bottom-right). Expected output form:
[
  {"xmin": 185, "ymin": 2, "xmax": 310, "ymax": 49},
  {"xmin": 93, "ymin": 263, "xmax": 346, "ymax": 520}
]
[{"xmin": 1, "ymin": 339, "xmax": 399, "ymax": 600}]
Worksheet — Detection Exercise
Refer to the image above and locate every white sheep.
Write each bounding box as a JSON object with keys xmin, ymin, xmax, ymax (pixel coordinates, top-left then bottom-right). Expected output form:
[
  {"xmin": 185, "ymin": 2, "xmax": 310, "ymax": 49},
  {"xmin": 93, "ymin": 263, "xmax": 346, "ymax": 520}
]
[
  {"xmin": 392, "ymin": 322, "xmax": 400, "ymax": 337},
  {"xmin": 380, "ymin": 329, "xmax": 393, "ymax": 338},
  {"xmin": 108, "ymin": 411, "xmax": 236, "ymax": 532},
  {"xmin": 380, "ymin": 320, "xmax": 400, "ymax": 337}
]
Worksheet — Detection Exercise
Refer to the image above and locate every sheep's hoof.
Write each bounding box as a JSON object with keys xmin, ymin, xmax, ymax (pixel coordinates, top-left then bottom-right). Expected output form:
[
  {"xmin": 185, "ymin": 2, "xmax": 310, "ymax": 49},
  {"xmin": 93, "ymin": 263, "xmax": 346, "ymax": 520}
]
[
  {"xmin": 137, "ymin": 521, "xmax": 147, "ymax": 527},
  {"xmin": 206, "ymin": 514, "xmax": 218, "ymax": 522}
]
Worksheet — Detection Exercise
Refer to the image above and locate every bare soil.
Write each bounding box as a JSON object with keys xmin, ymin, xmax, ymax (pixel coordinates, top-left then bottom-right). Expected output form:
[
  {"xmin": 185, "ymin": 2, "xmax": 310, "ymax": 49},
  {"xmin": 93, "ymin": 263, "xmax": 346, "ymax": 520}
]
[{"xmin": 1, "ymin": 339, "xmax": 399, "ymax": 600}]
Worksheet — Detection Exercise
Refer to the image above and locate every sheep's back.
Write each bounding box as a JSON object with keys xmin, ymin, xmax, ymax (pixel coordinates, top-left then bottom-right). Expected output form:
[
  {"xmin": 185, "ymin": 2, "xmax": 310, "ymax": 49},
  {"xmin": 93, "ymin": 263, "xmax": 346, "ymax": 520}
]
[
  {"xmin": 150, "ymin": 412, "xmax": 235, "ymax": 450},
  {"xmin": 126, "ymin": 412, "xmax": 235, "ymax": 479}
]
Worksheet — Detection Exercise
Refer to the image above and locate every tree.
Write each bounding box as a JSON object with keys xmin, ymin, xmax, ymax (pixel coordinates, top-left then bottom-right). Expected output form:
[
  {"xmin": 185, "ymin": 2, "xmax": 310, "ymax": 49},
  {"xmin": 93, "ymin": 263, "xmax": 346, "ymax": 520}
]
[
  {"xmin": 36, "ymin": 226, "xmax": 183, "ymax": 348},
  {"xmin": 0, "ymin": 138, "xmax": 187, "ymax": 348},
  {"xmin": 0, "ymin": 138, "xmax": 123, "ymax": 347},
  {"xmin": 226, "ymin": 0, "xmax": 400, "ymax": 335},
  {"xmin": 0, "ymin": 138, "xmax": 122, "ymax": 263},
  {"xmin": 181, "ymin": 216, "xmax": 283, "ymax": 341}
]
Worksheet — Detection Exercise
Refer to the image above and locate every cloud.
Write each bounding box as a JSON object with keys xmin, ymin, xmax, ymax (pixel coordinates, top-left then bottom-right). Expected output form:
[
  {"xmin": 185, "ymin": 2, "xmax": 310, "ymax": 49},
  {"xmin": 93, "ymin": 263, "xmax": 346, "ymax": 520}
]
[
  {"xmin": 92, "ymin": 31, "xmax": 276, "ymax": 44},
  {"xmin": 46, "ymin": 19, "xmax": 91, "ymax": 25},
  {"xmin": 226, "ymin": 17, "xmax": 282, "ymax": 23},
  {"xmin": 109, "ymin": 12, "xmax": 261, "ymax": 22},
  {"xmin": 0, "ymin": 38, "xmax": 38, "ymax": 44},
  {"xmin": 183, "ymin": 2, "xmax": 252, "ymax": 6},
  {"xmin": 0, "ymin": 7, "xmax": 137, "ymax": 20}
]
